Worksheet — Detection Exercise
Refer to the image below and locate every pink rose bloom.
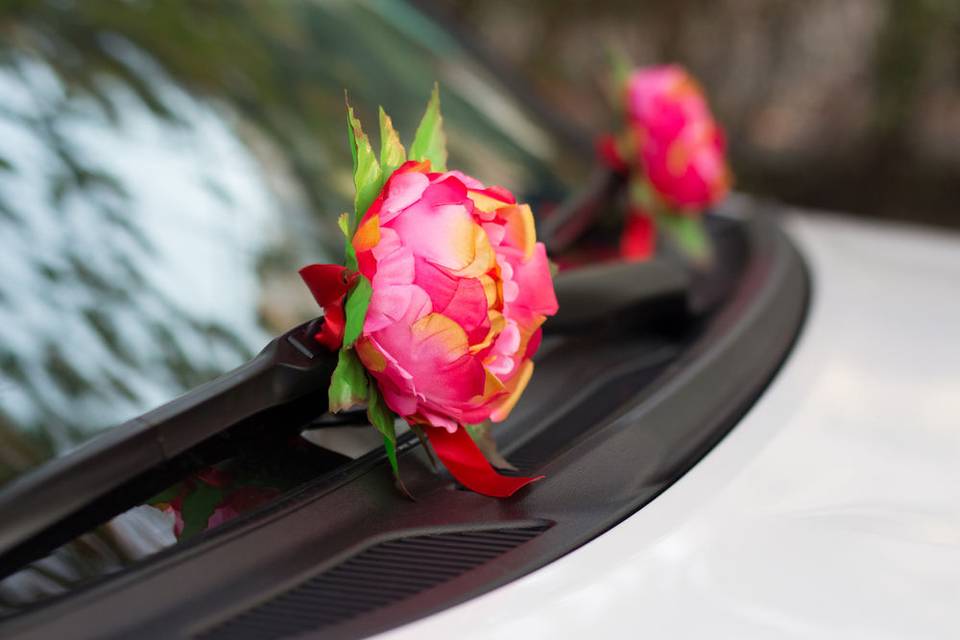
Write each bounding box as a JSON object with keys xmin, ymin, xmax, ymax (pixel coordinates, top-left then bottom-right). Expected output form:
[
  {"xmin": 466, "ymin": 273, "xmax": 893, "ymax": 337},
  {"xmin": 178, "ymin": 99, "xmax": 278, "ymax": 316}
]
[
  {"xmin": 625, "ymin": 65, "xmax": 731, "ymax": 210},
  {"xmin": 352, "ymin": 160, "xmax": 558, "ymax": 432}
]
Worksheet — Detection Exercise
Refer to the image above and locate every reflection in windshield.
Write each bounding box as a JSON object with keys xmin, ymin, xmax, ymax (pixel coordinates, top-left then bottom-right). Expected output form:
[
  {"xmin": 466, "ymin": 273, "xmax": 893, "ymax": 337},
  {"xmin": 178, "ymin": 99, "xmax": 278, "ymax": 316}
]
[
  {"xmin": 0, "ymin": 0, "xmax": 577, "ymax": 485},
  {"xmin": 0, "ymin": 54, "xmax": 305, "ymax": 475},
  {"xmin": 0, "ymin": 433, "xmax": 350, "ymax": 615}
]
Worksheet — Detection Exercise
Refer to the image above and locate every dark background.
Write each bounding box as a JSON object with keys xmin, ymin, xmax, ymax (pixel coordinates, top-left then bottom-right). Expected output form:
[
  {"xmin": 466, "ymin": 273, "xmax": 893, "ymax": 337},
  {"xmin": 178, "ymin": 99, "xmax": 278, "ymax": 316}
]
[{"xmin": 436, "ymin": 0, "xmax": 960, "ymax": 230}]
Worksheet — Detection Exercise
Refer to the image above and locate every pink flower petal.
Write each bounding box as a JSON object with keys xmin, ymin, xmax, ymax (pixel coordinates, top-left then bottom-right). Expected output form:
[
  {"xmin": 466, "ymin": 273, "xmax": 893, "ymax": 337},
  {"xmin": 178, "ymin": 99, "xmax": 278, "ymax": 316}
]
[
  {"xmin": 381, "ymin": 171, "xmax": 429, "ymax": 224},
  {"xmin": 511, "ymin": 243, "xmax": 558, "ymax": 317},
  {"xmin": 414, "ymin": 258, "xmax": 489, "ymax": 337}
]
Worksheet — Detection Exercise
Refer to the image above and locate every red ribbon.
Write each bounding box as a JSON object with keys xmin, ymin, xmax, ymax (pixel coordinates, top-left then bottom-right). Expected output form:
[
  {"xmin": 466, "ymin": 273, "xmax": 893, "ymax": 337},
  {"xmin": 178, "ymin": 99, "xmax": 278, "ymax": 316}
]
[
  {"xmin": 595, "ymin": 134, "xmax": 629, "ymax": 173},
  {"xmin": 426, "ymin": 426, "xmax": 543, "ymax": 498},
  {"xmin": 620, "ymin": 208, "xmax": 656, "ymax": 261},
  {"xmin": 299, "ymin": 264, "xmax": 349, "ymax": 350}
]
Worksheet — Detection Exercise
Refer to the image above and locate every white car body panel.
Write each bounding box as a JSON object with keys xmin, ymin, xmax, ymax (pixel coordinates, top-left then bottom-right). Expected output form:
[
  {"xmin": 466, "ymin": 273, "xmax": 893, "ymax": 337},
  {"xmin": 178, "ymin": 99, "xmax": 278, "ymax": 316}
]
[{"xmin": 379, "ymin": 213, "xmax": 960, "ymax": 639}]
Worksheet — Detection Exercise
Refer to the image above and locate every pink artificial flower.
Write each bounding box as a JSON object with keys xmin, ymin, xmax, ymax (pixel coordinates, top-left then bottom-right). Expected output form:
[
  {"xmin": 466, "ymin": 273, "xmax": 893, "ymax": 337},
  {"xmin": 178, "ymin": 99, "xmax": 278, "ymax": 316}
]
[
  {"xmin": 351, "ymin": 160, "xmax": 558, "ymax": 432},
  {"xmin": 625, "ymin": 65, "xmax": 731, "ymax": 210}
]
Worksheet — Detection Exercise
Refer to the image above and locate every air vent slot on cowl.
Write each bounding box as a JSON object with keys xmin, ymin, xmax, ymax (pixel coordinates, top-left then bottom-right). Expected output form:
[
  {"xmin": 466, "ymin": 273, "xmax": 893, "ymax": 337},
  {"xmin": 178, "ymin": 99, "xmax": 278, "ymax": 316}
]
[{"xmin": 195, "ymin": 524, "xmax": 551, "ymax": 640}]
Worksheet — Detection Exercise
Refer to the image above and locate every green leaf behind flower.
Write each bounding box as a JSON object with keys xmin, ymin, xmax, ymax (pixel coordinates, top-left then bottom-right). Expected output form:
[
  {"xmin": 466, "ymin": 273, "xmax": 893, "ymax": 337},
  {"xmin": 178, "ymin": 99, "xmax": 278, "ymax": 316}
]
[
  {"xmin": 379, "ymin": 106, "xmax": 406, "ymax": 182},
  {"xmin": 606, "ymin": 45, "xmax": 633, "ymax": 118},
  {"xmin": 344, "ymin": 239, "xmax": 358, "ymax": 273},
  {"xmin": 658, "ymin": 213, "xmax": 713, "ymax": 266},
  {"xmin": 367, "ymin": 383, "xmax": 405, "ymax": 492},
  {"xmin": 466, "ymin": 422, "xmax": 516, "ymax": 471},
  {"xmin": 346, "ymin": 98, "xmax": 382, "ymax": 232},
  {"xmin": 178, "ymin": 481, "xmax": 224, "ymax": 540},
  {"xmin": 342, "ymin": 274, "xmax": 372, "ymax": 348},
  {"xmin": 409, "ymin": 424, "xmax": 438, "ymax": 471},
  {"xmin": 408, "ymin": 83, "xmax": 447, "ymax": 172},
  {"xmin": 328, "ymin": 348, "xmax": 368, "ymax": 413},
  {"xmin": 628, "ymin": 174, "xmax": 657, "ymax": 212}
]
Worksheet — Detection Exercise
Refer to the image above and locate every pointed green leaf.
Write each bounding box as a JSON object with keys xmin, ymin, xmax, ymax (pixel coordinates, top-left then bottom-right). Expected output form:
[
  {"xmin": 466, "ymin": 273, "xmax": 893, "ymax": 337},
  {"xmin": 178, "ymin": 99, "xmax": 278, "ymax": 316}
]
[
  {"xmin": 328, "ymin": 348, "xmax": 368, "ymax": 413},
  {"xmin": 344, "ymin": 237, "xmax": 358, "ymax": 272},
  {"xmin": 466, "ymin": 422, "xmax": 516, "ymax": 471},
  {"xmin": 408, "ymin": 83, "xmax": 447, "ymax": 172},
  {"xmin": 346, "ymin": 100, "xmax": 382, "ymax": 232},
  {"xmin": 368, "ymin": 383, "xmax": 413, "ymax": 498},
  {"xmin": 177, "ymin": 481, "xmax": 224, "ymax": 540},
  {"xmin": 607, "ymin": 45, "xmax": 633, "ymax": 92},
  {"xmin": 342, "ymin": 274, "xmax": 372, "ymax": 348},
  {"xmin": 629, "ymin": 175, "xmax": 658, "ymax": 212},
  {"xmin": 337, "ymin": 212, "xmax": 350, "ymax": 238},
  {"xmin": 379, "ymin": 106, "xmax": 406, "ymax": 181},
  {"xmin": 658, "ymin": 213, "xmax": 713, "ymax": 266},
  {"xmin": 409, "ymin": 424, "xmax": 438, "ymax": 472},
  {"xmin": 367, "ymin": 383, "xmax": 398, "ymax": 472}
]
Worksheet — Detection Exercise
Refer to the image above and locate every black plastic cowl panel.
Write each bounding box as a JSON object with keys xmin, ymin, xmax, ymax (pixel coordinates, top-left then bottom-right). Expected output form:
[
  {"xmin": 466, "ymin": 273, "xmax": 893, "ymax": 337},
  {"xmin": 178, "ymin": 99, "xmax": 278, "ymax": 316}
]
[
  {"xmin": 0, "ymin": 207, "xmax": 809, "ymax": 640},
  {"xmin": 195, "ymin": 524, "xmax": 550, "ymax": 640}
]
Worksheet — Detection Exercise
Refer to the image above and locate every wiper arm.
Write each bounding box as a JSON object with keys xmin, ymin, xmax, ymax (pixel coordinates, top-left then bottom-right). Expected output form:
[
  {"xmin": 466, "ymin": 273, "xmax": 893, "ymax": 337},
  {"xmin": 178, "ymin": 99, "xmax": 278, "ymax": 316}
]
[
  {"xmin": 0, "ymin": 318, "xmax": 337, "ymax": 578},
  {"xmin": 540, "ymin": 167, "xmax": 622, "ymax": 255},
  {"xmin": 549, "ymin": 258, "xmax": 692, "ymax": 334},
  {"xmin": 0, "ymin": 247, "xmax": 697, "ymax": 577}
]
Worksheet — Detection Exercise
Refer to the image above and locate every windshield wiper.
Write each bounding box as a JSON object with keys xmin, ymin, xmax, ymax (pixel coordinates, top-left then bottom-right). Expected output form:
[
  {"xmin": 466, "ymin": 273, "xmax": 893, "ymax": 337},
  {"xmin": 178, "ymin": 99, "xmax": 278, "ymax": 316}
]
[
  {"xmin": 0, "ymin": 318, "xmax": 337, "ymax": 578},
  {"xmin": 0, "ymin": 246, "xmax": 698, "ymax": 578}
]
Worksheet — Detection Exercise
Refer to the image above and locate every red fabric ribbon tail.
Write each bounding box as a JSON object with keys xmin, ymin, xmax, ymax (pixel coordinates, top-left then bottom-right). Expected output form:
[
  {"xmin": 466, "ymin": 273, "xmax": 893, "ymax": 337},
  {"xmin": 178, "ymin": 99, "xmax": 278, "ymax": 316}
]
[
  {"xmin": 621, "ymin": 208, "xmax": 656, "ymax": 261},
  {"xmin": 298, "ymin": 264, "xmax": 349, "ymax": 349},
  {"xmin": 595, "ymin": 134, "xmax": 629, "ymax": 173},
  {"xmin": 426, "ymin": 426, "xmax": 543, "ymax": 498}
]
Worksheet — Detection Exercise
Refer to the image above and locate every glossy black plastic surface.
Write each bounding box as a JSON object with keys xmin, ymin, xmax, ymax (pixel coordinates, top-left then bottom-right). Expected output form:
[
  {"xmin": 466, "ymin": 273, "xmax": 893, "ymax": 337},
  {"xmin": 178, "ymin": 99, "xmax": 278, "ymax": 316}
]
[
  {"xmin": 0, "ymin": 320, "xmax": 336, "ymax": 577},
  {"xmin": 0, "ymin": 206, "xmax": 809, "ymax": 640}
]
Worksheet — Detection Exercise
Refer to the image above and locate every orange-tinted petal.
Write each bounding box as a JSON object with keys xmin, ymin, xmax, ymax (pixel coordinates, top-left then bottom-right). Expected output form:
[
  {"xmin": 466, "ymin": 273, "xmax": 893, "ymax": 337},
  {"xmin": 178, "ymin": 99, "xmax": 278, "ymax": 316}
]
[
  {"xmin": 489, "ymin": 360, "xmax": 534, "ymax": 422},
  {"xmin": 353, "ymin": 214, "xmax": 381, "ymax": 252},
  {"xmin": 498, "ymin": 204, "xmax": 536, "ymax": 259},
  {"xmin": 356, "ymin": 337, "xmax": 387, "ymax": 372}
]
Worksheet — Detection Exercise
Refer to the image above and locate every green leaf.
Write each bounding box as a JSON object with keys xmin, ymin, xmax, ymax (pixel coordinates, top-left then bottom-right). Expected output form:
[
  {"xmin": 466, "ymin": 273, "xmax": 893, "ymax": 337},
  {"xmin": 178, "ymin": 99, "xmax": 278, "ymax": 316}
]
[
  {"xmin": 607, "ymin": 45, "xmax": 633, "ymax": 92},
  {"xmin": 409, "ymin": 424, "xmax": 438, "ymax": 471},
  {"xmin": 178, "ymin": 482, "xmax": 224, "ymax": 540},
  {"xmin": 408, "ymin": 83, "xmax": 447, "ymax": 172},
  {"xmin": 328, "ymin": 348, "xmax": 368, "ymax": 413},
  {"xmin": 367, "ymin": 383, "xmax": 399, "ymax": 474},
  {"xmin": 466, "ymin": 422, "xmax": 516, "ymax": 471},
  {"xmin": 346, "ymin": 99, "xmax": 382, "ymax": 232},
  {"xmin": 605, "ymin": 45, "xmax": 633, "ymax": 117},
  {"xmin": 378, "ymin": 106, "xmax": 407, "ymax": 181},
  {"xmin": 628, "ymin": 175, "xmax": 657, "ymax": 212},
  {"xmin": 337, "ymin": 212, "xmax": 350, "ymax": 238},
  {"xmin": 344, "ymin": 236, "xmax": 358, "ymax": 272},
  {"xmin": 342, "ymin": 274, "xmax": 372, "ymax": 347},
  {"xmin": 658, "ymin": 213, "xmax": 713, "ymax": 266}
]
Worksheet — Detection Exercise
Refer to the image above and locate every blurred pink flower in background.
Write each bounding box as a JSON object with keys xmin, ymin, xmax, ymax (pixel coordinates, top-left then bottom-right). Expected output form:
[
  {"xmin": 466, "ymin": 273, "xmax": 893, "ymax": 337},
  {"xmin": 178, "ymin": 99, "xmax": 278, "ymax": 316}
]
[{"xmin": 626, "ymin": 65, "xmax": 731, "ymax": 210}]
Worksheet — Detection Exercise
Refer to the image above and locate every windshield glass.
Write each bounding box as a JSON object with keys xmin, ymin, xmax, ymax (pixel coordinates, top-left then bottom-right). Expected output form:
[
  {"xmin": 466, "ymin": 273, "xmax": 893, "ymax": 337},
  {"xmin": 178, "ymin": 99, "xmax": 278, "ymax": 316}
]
[{"xmin": 0, "ymin": 0, "xmax": 582, "ymax": 486}]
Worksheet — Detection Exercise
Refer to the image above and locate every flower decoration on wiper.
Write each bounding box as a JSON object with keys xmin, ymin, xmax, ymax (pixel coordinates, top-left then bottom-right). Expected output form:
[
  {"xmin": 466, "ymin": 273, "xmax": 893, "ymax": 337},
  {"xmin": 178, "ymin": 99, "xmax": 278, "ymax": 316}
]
[
  {"xmin": 599, "ymin": 63, "xmax": 733, "ymax": 264},
  {"xmin": 299, "ymin": 86, "xmax": 558, "ymax": 498}
]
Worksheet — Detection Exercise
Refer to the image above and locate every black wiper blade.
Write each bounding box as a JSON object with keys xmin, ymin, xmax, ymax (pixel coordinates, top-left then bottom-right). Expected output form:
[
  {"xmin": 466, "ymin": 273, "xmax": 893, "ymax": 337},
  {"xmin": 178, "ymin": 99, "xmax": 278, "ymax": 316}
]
[
  {"xmin": 548, "ymin": 258, "xmax": 692, "ymax": 334},
  {"xmin": 540, "ymin": 168, "xmax": 622, "ymax": 255},
  {"xmin": 0, "ymin": 318, "xmax": 337, "ymax": 578},
  {"xmin": 0, "ymin": 248, "xmax": 697, "ymax": 577}
]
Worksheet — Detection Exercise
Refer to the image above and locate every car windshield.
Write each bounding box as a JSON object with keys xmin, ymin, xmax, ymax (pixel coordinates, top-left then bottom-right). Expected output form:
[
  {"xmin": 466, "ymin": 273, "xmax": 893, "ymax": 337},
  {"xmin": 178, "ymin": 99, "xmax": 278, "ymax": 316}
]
[{"xmin": 0, "ymin": 0, "xmax": 583, "ymax": 487}]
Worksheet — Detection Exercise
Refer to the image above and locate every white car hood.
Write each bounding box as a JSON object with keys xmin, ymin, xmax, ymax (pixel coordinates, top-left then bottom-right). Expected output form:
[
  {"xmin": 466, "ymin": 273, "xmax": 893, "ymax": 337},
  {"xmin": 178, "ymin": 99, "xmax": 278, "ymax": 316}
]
[{"xmin": 379, "ymin": 212, "xmax": 960, "ymax": 639}]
